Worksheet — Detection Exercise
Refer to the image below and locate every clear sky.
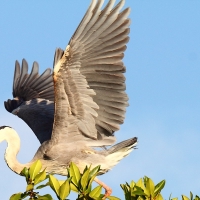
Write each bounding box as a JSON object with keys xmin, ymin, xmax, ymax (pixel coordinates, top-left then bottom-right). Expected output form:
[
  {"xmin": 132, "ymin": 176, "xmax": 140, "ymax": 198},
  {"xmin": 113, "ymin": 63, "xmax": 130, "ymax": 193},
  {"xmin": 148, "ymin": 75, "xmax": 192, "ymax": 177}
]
[{"xmin": 0, "ymin": 0, "xmax": 200, "ymax": 199}]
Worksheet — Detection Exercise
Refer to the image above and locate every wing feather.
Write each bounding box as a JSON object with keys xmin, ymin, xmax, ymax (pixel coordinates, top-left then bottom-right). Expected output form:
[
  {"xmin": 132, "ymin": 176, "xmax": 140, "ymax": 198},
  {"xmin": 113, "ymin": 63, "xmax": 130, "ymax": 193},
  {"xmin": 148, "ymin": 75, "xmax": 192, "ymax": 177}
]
[
  {"xmin": 50, "ymin": 0, "xmax": 130, "ymax": 146},
  {"xmin": 11, "ymin": 59, "xmax": 54, "ymax": 102},
  {"xmin": 5, "ymin": 60, "xmax": 55, "ymax": 144}
]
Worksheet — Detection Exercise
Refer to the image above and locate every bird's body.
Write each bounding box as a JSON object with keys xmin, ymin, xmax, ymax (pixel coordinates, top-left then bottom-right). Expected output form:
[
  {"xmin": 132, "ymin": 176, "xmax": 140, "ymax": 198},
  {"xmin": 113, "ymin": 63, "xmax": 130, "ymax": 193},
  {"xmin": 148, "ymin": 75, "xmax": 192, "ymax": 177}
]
[
  {"xmin": 1, "ymin": 126, "xmax": 137, "ymax": 176},
  {"xmin": 1, "ymin": 0, "xmax": 137, "ymax": 196}
]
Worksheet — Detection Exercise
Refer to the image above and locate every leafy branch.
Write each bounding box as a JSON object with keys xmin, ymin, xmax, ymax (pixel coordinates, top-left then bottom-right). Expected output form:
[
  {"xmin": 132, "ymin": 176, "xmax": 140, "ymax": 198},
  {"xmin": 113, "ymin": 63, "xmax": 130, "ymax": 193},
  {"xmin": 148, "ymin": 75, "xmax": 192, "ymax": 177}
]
[{"xmin": 9, "ymin": 160, "xmax": 199, "ymax": 200}]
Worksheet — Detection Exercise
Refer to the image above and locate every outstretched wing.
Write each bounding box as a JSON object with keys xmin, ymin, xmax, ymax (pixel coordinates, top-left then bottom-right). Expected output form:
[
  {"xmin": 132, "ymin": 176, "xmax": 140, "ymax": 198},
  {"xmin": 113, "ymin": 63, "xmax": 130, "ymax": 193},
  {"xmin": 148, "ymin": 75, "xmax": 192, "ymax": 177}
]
[
  {"xmin": 50, "ymin": 0, "xmax": 130, "ymax": 147},
  {"xmin": 13, "ymin": 59, "xmax": 53, "ymax": 101},
  {"xmin": 4, "ymin": 59, "xmax": 54, "ymax": 144}
]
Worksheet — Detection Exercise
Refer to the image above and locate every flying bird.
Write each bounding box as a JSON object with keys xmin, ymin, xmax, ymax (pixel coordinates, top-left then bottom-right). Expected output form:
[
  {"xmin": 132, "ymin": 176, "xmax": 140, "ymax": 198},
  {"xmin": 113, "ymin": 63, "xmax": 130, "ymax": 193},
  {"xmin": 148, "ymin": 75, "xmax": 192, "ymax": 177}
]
[{"xmin": 1, "ymin": 0, "xmax": 137, "ymax": 197}]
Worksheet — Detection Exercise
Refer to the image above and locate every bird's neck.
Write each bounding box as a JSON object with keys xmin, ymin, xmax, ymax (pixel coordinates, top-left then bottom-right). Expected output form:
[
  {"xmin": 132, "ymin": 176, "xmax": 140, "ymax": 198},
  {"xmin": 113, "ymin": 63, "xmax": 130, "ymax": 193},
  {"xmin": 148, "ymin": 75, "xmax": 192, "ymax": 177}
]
[{"xmin": 4, "ymin": 128, "xmax": 30, "ymax": 174}]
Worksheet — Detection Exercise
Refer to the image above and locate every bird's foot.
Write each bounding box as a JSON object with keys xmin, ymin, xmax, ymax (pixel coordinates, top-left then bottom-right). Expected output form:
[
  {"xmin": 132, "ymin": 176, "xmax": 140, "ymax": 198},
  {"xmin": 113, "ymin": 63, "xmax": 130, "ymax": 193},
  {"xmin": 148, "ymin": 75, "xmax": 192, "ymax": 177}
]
[
  {"xmin": 103, "ymin": 187, "xmax": 112, "ymax": 199},
  {"xmin": 94, "ymin": 177, "xmax": 112, "ymax": 199}
]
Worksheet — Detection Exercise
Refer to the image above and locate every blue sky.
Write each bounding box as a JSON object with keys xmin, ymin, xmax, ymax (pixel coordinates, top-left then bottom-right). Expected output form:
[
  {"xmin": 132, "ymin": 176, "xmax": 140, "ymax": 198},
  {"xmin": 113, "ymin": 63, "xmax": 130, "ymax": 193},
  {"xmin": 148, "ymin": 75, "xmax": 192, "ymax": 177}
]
[{"xmin": 0, "ymin": 0, "xmax": 200, "ymax": 199}]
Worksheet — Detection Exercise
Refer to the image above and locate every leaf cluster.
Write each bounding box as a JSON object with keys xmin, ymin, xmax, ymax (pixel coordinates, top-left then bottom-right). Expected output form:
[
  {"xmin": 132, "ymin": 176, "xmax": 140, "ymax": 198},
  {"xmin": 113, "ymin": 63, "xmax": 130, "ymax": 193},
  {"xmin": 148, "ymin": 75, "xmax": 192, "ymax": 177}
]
[
  {"xmin": 181, "ymin": 192, "xmax": 200, "ymax": 200},
  {"xmin": 9, "ymin": 160, "xmax": 118, "ymax": 200},
  {"xmin": 67, "ymin": 162, "xmax": 118, "ymax": 200},
  {"xmin": 120, "ymin": 176, "xmax": 165, "ymax": 200},
  {"xmin": 10, "ymin": 160, "xmax": 52, "ymax": 200},
  {"xmin": 8, "ymin": 161, "xmax": 199, "ymax": 200}
]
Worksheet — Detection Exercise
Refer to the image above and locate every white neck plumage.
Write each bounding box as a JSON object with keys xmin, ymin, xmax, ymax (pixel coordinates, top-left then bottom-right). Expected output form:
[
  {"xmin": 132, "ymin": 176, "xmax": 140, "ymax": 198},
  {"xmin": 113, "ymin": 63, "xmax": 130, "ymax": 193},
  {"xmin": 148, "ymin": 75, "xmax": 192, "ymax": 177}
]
[{"xmin": 0, "ymin": 126, "xmax": 29, "ymax": 174}]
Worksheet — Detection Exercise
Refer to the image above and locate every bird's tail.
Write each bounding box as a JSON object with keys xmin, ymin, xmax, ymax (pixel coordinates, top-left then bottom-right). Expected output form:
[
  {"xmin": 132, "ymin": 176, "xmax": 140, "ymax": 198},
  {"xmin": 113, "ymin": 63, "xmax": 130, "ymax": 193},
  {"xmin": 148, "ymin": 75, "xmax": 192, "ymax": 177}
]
[{"xmin": 105, "ymin": 137, "xmax": 137, "ymax": 168}]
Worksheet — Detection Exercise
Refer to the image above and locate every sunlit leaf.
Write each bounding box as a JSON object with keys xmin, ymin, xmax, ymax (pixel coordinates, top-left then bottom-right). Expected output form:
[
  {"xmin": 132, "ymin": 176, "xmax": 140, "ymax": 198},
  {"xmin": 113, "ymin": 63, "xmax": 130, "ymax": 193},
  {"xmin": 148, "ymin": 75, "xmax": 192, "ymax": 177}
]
[
  {"xmin": 85, "ymin": 183, "xmax": 93, "ymax": 194},
  {"xmin": 120, "ymin": 184, "xmax": 125, "ymax": 191},
  {"xmin": 137, "ymin": 196, "xmax": 144, "ymax": 200},
  {"xmin": 59, "ymin": 179, "xmax": 70, "ymax": 200},
  {"xmin": 36, "ymin": 182, "xmax": 49, "ymax": 190},
  {"xmin": 131, "ymin": 186, "xmax": 146, "ymax": 196},
  {"xmin": 34, "ymin": 169, "xmax": 46, "ymax": 185},
  {"xmin": 69, "ymin": 162, "xmax": 81, "ymax": 187},
  {"xmin": 88, "ymin": 172, "xmax": 99, "ymax": 189},
  {"xmin": 194, "ymin": 195, "xmax": 200, "ymax": 200},
  {"xmin": 26, "ymin": 184, "xmax": 33, "ymax": 191},
  {"xmin": 49, "ymin": 175, "xmax": 60, "ymax": 195},
  {"xmin": 29, "ymin": 160, "xmax": 42, "ymax": 180},
  {"xmin": 89, "ymin": 165, "xmax": 100, "ymax": 179},
  {"xmin": 156, "ymin": 194, "xmax": 164, "ymax": 200},
  {"xmin": 57, "ymin": 180, "xmax": 65, "ymax": 185},
  {"xmin": 136, "ymin": 178, "xmax": 145, "ymax": 190},
  {"xmin": 154, "ymin": 180, "xmax": 165, "ymax": 196},
  {"xmin": 9, "ymin": 193, "xmax": 22, "ymax": 200},
  {"xmin": 171, "ymin": 198, "xmax": 178, "ymax": 200},
  {"xmin": 89, "ymin": 185, "xmax": 102, "ymax": 198},
  {"xmin": 81, "ymin": 168, "xmax": 90, "ymax": 191},
  {"xmin": 182, "ymin": 195, "xmax": 190, "ymax": 200},
  {"xmin": 143, "ymin": 176, "xmax": 148, "ymax": 186},
  {"xmin": 146, "ymin": 177, "xmax": 155, "ymax": 196},
  {"xmin": 123, "ymin": 184, "xmax": 130, "ymax": 194},
  {"xmin": 130, "ymin": 180, "xmax": 135, "ymax": 188},
  {"xmin": 20, "ymin": 167, "xmax": 29, "ymax": 179},
  {"xmin": 70, "ymin": 182, "xmax": 79, "ymax": 192},
  {"xmin": 169, "ymin": 194, "xmax": 178, "ymax": 200},
  {"xmin": 37, "ymin": 194, "xmax": 53, "ymax": 200}
]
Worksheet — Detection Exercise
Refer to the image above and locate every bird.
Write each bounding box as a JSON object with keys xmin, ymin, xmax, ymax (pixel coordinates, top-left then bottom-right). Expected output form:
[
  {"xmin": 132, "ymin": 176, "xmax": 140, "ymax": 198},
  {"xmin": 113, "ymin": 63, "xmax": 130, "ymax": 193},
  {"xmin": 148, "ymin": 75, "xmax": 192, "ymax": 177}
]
[{"xmin": 1, "ymin": 0, "xmax": 137, "ymax": 197}]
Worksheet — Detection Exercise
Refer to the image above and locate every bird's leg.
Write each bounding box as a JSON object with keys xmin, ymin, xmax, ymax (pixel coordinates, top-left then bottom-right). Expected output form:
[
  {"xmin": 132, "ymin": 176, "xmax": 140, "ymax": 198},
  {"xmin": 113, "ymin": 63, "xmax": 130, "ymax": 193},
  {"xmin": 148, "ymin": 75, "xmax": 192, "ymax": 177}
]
[{"xmin": 94, "ymin": 177, "xmax": 112, "ymax": 198}]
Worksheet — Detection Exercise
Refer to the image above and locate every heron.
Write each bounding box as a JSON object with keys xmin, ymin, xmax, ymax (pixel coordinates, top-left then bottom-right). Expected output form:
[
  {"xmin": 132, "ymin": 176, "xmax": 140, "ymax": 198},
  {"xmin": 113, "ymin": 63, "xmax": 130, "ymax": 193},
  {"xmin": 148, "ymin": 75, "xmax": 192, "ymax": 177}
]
[{"xmin": 1, "ymin": 0, "xmax": 137, "ymax": 197}]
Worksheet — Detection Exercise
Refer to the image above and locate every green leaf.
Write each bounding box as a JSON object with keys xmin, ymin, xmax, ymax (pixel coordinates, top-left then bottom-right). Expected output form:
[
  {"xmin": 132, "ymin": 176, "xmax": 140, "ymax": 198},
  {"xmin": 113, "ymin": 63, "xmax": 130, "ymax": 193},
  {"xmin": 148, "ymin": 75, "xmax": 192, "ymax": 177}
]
[
  {"xmin": 136, "ymin": 178, "xmax": 145, "ymax": 190},
  {"xmin": 143, "ymin": 176, "xmax": 148, "ymax": 186},
  {"xmin": 120, "ymin": 184, "xmax": 125, "ymax": 189},
  {"xmin": 49, "ymin": 175, "xmax": 60, "ymax": 195},
  {"xmin": 83, "ymin": 165, "xmax": 89, "ymax": 174},
  {"xmin": 107, "ymin": 196, "xmax": 121, "ymax": 200},
  {"xmin": 123, "ymin": 184, "xmax": 130, "ymax": 194},
  {"xmin": 194, "ymin": 196, "xmax": 200, "ymax": 200},
  {"xmin": 154, "ymin": 180, "xmax": 165, "ymax": 196},
  {"xmin": 20, "ymin": 193, "xmax": 29, "ymax": 199},
  {"xmin": 58, "ymin": 180, "xmax": 65, "ymax": 185},
  {"xmin": 156, "ymin": 194, "xmax": 164, "ymax": 200},
  {"xmin": 120, "ymin": 184, "xmax": 125, "ymax": 191},
  {"xmin": 37, "ymin": 194, "xmax": 53, "ymax": 200},
  {"xmin": 20, "ymin": 167, "xmax": 29, "ymax": 179},
  {"xmin": 81, "ymin": 168, "xmax": 90, "ymax": 191},
  {"xmin": 29, "ymin": 160, "xmax": 42, "ymax": 180},
  {"xmin": 70, "ymin": 182, "xmax": 79, "ymax": 192},
  {"xmin": 90, "ymin": 197, "xmax": 103, "ymax": 200},
  {"xmin": 145, "ymin": 177, "xmax": 154, "ymax": 196},
  {"xmin": 89, "ymin": 165, "xmax": 100, "ymax": 179},
  {"xmin": 137, "ymin": 196, "xmax": 144, "ymax": 200},
  {"xmin": 85, "ymin": 183, "xmax": 92, "ymax": 194},
  {"xmin": 131, "ymin": 186, "xmax": 146, "ymax": 196},
  {"xmin": 26, "ymin": 184, "xmax": 34, "ymax": 191},
  {"xmin": 59, "ymin": 179, "xmax": 71, "ymax": 200},
  {"xmin": 36, "ymin": 182, "xmax": 50, "ymax": 189},
  {"xmin": 34, "ymin": 169, "xmax": 46, "ymax": 185},
  {"xmin": 69, "ymin": 162, "xmax": 81, "ymax": 187},
  {"xmin": 88, "ymin": 171, "xmax": 99, "ymax": 189},
  {"xmin": 89, "ymin": 185, "xmax": 102, "ymax": 198},
  {"xmin": 190, "ymin": 192, "xmax": 193, "ymax": 200},
  {"xmin": 130, "ymin": 180, "xmax": 135, "ymax": 188},
  {"xmin": 182, "ymin": 195, "xmax": 190, "ymax": 200},
  {"xmin": 125, "ymin": 182, "xmax": 130, "ymax": 190},
  {"xmin": 9, "ymin": 193, "xmax": 22, "ymax": 200}
]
